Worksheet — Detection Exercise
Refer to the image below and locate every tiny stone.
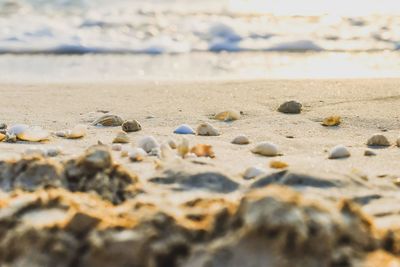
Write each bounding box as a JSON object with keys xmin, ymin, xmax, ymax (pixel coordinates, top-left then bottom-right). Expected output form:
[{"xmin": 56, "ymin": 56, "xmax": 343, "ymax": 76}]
[
  {"xmin": 231, "ymin": 135, "xmax": 250, "ymax": 145},
  {"xmin": 112, "ymin": 144, "xmax": 123, "ymax": 151},
  {"xmin": 278, "ymin": 100, "xmax": 302, "ymax": 114},
  {"xmin": 364, "ymin": 149, "xmax": 376, "ymax": 157},
  {"xmin": 122, "ymin": 120, "xmax": 142, "ymax": 132}
]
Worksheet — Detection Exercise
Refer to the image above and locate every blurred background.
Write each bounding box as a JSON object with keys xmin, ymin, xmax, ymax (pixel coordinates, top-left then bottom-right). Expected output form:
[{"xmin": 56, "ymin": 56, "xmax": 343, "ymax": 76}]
[{"xmin": 0, "ymin": 0, "xmax": 399, "ymax": 82}]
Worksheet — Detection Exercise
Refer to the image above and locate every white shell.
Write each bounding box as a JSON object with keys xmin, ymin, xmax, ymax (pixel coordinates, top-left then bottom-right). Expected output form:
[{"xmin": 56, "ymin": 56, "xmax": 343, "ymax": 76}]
[
  {"xmin": 138, "ymin": 136, "xmax": 160, "ymax": 153},
  {"xmin": 128, "ymin": 148, "xmax": 147, "ymax": 162},
  {"xmin": 328, "ymin": 145, "xmax": 350, "ymax": 159},
  {"xmin": 111, "ymin": 144, "xmax": 123, "ymax": 151},
  {"xmin": 231, "ymin": 135, "xmax": 250, "ymax": 145},
  {"xmin": 243, "ymin": 166, "xmax": 267, "ymax": 180},
  {"xmin": 196, "ymin": 122, "xmax": 220, "ymax": 136},
  {"xmin": 8, "ymin": 124, "xmax": 29, "ymax": 135},
  {"xmin": 17, "ymin": 126, "xmax": 50, "ymax": 142},
  {"xmin": 251, "ymin": 142, "xmax": 279, "ymax": 157},
  {"xmin": 367, "ymin": 134, "xmax": 390, "ymax": 146},
  {"xmin": 174, "ymin": 124, "xmax": 195, "ymax": 135}
]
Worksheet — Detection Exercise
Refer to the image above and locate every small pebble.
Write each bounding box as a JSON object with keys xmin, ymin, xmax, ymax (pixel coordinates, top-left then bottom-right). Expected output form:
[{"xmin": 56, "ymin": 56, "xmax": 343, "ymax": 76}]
[
  {"xmin": 328, "ymin": 145, "xmax": 350, "ymax": 159},
  {"xmin": 243, "ymin": 166, "xmax": 266, "ymax": 180},
  {"xmin": 364, "ymin": 149, "xmax": 376, "ymax": 157},
  {"xmin": 174, "ymin": 124, "xmax": 195, "ymax": 135},
  {"xmin": 231, "ymin": 135, "xmax": 250, "ymax": 145},
  {"xmin": 168, "ymin": 139, "xmax": 177, "ymax": 149},
  {"xmin": 214, "ymin": 110, "xmax": 240, "ymax": 121},
  {"xmin": 196, "ymin": 122, "xmax": 220, "ymax": 136},
  {"xmin": 46, "ymin": 147, "xmax": 62, "ymax": 157},
  {"xmin": 322, "ymin": 116, "xmax": 341, "ymax": 126},
  {"xmin": 367, "ymin": 134, "xmax": 390, "ymax": 147},
  {"xmin": 122, "ymin": 120, "xmax": 142, "ymax": 132},
  {"xmin": 112, "ymin": 131, "xmax": 130, "ymax": 144},
  {"xmin": 278, "ymin": 100, "xmax": 302, "ymax": 114},
  {"xmin": 269, "ymin": 160, "xmax": 288, "ymax": 169},
  {"xmin": 251, "ymin": 142, "xmax": 280, "ymax": 157}
]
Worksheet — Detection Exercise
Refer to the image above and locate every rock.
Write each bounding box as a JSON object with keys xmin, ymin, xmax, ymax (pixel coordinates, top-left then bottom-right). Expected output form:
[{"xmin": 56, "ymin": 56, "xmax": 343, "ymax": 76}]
[
  {"xmin": 322, "ymin": 116, "xmax": 341, "ymax": 126},
  {"xmin": 138, "ymin": 136, "xmax": 159, "ymax": 153},
  {"xmin": 214, "ymin": 110, "xmax": 240, "ymax": 121},
  {"xmin": 231, "ymin": 135, "xmax": 250, "ymax": 145},
  {"xmin": 174, "ymin": 124, "xmax": 195, "ymax": 135},
  {"xmin": 243, "ymin": 166, "xmax": 267, "ymax": 180},
  {"xmin": 65, "ymin": 212, "xmax": 100, "ymax": 235},
  {"xmin": 79, "ymin": 145, "xmax": 112, "ymax": 170},
  {"xmin": 112, "ymin": 131, "xmax": 130, "ymax": 144},
  {"xmin": 328, "ymin": 145, "xmax": 350, "ymax": 159},
  {"xmin": 92, "ymin": 114, "xmax": 124, "ymax": 127},
  {"xmin": 190, "ymin": 144, "xmax": 215, "ymax": 158},
  {"xmin": 278, "ymin": 100, "xmax": 302, "ymax": 114},
  {"xmin": 122, "ymin": 120, "xmax": 142, "ymax": 132},
  {"xmin": 196, "ymin": 122, "xmax": 220, "ymax": 136},
  {"xmin": 364, "ymin": 149, "xmax": 377, "ymax": 157},
  {"xmin": 251, "ymin": 142, "xmax": 280, "ymax": 157},
  {"xmin": 367, "ymin": 134, "xmax": 390, "ymax": 147}
]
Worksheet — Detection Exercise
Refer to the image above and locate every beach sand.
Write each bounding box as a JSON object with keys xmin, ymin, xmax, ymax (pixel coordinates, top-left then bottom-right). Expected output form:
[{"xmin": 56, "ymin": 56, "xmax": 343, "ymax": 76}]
[{"xmin": 0, "ymin": 79, "xmax": 399, "ymax": 266}]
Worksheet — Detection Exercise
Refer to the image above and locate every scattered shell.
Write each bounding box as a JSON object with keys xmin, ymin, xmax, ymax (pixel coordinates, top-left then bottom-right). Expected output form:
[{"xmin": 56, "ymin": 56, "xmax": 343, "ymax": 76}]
[
  {"xmin": 177, "ymin": 137, "xmax": 190, "ymax": 158},
  {"xmin": 65, "ymin": 125, "xmax": 87, "ymax": 139},
  {"xmin": 112, "ymin": 131, "xmax": 130, "ymax": 144},
  {"xmin": 328, "ymin": 145, "xmax": 350, "ymax": 159},
  {"xmin": 322, "ymin": 116, "xmax": 341, "ymax": 126},
  {"xmin": 122, "ymin": 120, "xmax": 142, "ymax": 132},
  {"xmin": 92, "ymin": 114, "xmax": 124, "ymax": 127},
  {"xmin": 16, "ymin": 126, "xmax": 50, "ymax": 142},
  {"xmin": 243, "ymin": 166, "xmax": 267, "ymax": 180},
  {"xmin": 138, "ymin": 136, "xmax": 160, "ymax": 153},
  {"xmin": 174, "ymin": 124, "xmax": 195, "ymax": 135},
  {"xmin": 111, "ymin": 144, "xmax": 123, "ymax": 151},
  {"xmin": 196, "ymin": 122, "xmax": 220, "ymax": 136},
  {"xmin": 396, "ymin": 136, "xmax": 400, "ymax": 147},
  {"xmin": 128, "ymin": 148, "xmax": 147, "ymax": 162},
  {"xmin": 251, "ymin": 142, "xmax": 280, "ymax": 157},
  {"xmin": 278, "ymin": 100, "xmax": 302, "ymax": 114},
  {"xmin": 46, "ymin": 146, "xmax": 62, "ymax": 157},
  {"xmin": 190, "ymin": 144, "xmax": 215, "ymax": 158},
  {"xmin": 8, "ymin": 124, "xmax": 29, "ymax": 136},
  {"xmin": 0, "ymin": 123, "xmax": 6, "ymax": 130},
  {"xmin": 24, "ymin": 146, "xmax": 46, "ymax": 156},
  {"xmin": 364, "ymin": 149, "xmax": 376, "ymax": 157},
  {"xmin": 231, "ymin": 135, "xmax": 250, "ymax": 145},
  {"xmin": 214, "ymin": 110, "xmax": 240, "ymax": 121},
  {"xmin": 270, "ymin": 160, "xmax": 289, "ymax": 169},
  {"xmin": 0, "ymin": 133, "xmax": 5, "ymax": 142},
  {"xmin": 168, "ymin": 139, "xmax": 177, "ymax": 149},
  {"xmin": 367, "ymin": 134, "xmax": 390, "ymax": 147}
]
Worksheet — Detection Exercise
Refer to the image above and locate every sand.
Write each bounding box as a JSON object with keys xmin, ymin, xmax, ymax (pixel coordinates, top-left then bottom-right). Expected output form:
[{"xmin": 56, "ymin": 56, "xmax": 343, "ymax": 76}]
[{"xmin": 0, "ymin": 79, "xmax": 399, "ymax": 266}]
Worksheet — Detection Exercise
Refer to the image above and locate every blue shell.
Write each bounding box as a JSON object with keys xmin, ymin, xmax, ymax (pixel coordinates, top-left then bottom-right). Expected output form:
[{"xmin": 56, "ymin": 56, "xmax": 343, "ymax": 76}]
[{"xmin": 173, "ymin": 124, "xmax": 195, "ymax": 134}]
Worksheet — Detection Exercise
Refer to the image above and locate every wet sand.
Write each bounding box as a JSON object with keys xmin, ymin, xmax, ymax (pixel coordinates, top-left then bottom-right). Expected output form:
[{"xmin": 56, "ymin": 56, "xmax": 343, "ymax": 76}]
[{"xmin": 0, "ymin": 79, "xmax": 399, "ymax": 266}]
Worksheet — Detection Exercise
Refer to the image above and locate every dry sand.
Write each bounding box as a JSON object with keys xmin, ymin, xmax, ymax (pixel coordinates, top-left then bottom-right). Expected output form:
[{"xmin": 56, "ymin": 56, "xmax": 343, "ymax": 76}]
[{"xmin": 0, "ymin": 79, "xmax": 399, "ymax": 266}]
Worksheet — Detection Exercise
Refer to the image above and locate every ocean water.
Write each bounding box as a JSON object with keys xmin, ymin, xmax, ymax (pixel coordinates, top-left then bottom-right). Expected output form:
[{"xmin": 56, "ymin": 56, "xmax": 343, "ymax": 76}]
[{"xmin": 0, "ymin": 0, "xmax": 399, "ymax": 81}]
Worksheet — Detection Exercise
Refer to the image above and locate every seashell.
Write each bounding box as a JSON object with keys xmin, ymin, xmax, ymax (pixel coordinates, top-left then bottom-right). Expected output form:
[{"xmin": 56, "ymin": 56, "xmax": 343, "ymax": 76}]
[
  {"xmin": 168, "ymin": 138, "xmax": 177, "ymax": 149},
  {"xmin": 367, "ymin": 134, "xmax": 390, "ymax": 147},
  {"xmin": 111, "ymin": 144, "xmax": 123, "ymax": 151},
  {"xmin": 174, "ymin": 124, "xmax": 195, "ymax": 135},
  {"xmin": 251, "ymin": 142, "xmax": 280, "ymax": 157},
  {"xmin": 214, "ymin": 110, "xmax": 240, "ymax": 121},
  {"xmin": 364, "ymin": 149, "xmax": 376, "ymax": 156},
  {"xmin": 196, "ymin": 122, "xmax": 220, "ymax": 136},
  {"xmin": 112, "ymin": 131, "xmax": 130, "ymax": 144},
  {"xmin": 138, "ymin": 136, "xmax": 159, "ymax": 153},
  {"xmin": 177, "ymin": 137, "xmax": 190, "ymax": 158},
  {"xmin": 0, "ymin": 133, "xmax": 5, "ymax": 142},
  {"xmin": 243, "ymin": 166, "xmax": 266, "ymax": 180},
  {"xmin": 231, "ymin": 135, "xmax": 250, "ymax": 145},
  {"xmin": 122, "ymin": 120, "xmax": 142, "ymax": 132},
  {"xmin": 65, "ymin": 125, "xmax": 87, "ymax": 139},
  {"xmin": 328, "ymin": 145, "xmax": 350, "ymax": 159},
  {"xmin": 0, "ymin": 123, "xmax": 6, "ymax": 130},
  {"xmin": 397, "ymin": 137, "xmax": 400, "ymax": 147},
  {"xmin": 17, "ymin": 126, "xmax": 50, "ymax": 142},
  {"xmin": 278, "ymin": 100, "xmax": 302, "ymax": 114},
  {"xmin": 24, "ymin": 146, "xmax": 46, "ymax": 156},
  {"xmin": 190, "ymin": 144, "xmax": 215, "ymax": 158},
  {"xmin": 269, "ymin": 160, "xmax": 288, "ymax": 169},
  {"xmin": 46, "ymin": 146, "xmax": 62, "ymax": 157},
  {"xmin": 8, "ymin": 124, "xmax": 29, "ymax": 135},
  {"xmin": 92, "ymin": 114, "xmax": 124, "ymax": 127},
  {"xmin": 322, "ymin": 116, "xmax": 341, "ymax": 126},
  {"xmin": 128, "ymin": 148, "xmax": 147, "ymax": 162}
]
